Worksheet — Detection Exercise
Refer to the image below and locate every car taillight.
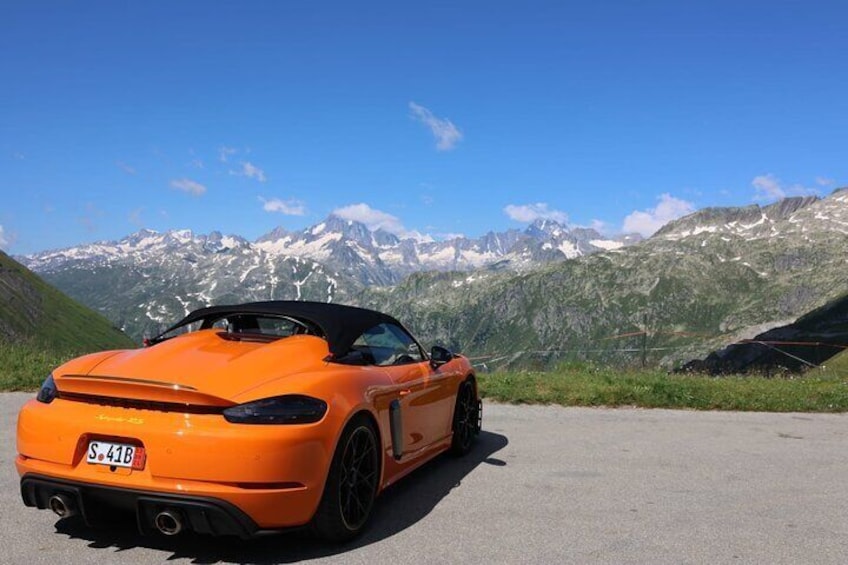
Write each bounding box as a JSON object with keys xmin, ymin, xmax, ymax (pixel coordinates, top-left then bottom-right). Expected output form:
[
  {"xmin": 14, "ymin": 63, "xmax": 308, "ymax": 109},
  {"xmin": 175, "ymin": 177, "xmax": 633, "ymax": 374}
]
[
  {"xmin": 36, "ymin": 374, "xmax": 57, "ymax": 404},
  {"xmin": 222, "ymin": 394, "xmax": 327, "ymax": 424}
]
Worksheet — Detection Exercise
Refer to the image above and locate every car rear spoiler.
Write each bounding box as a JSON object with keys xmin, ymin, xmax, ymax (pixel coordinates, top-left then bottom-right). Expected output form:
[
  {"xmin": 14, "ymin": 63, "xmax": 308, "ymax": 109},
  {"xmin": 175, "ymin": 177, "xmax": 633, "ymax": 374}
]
[{"xmin": 55, "ymin": 375, "xmax": 236, "ymax": 408}]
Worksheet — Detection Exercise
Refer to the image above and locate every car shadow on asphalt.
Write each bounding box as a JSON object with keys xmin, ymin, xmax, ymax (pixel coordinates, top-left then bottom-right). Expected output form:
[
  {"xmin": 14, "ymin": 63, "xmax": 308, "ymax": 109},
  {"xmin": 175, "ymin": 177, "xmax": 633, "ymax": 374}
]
[{"xmin": 54, "ymin": 430, "xmax": 509, "ymax": 564}]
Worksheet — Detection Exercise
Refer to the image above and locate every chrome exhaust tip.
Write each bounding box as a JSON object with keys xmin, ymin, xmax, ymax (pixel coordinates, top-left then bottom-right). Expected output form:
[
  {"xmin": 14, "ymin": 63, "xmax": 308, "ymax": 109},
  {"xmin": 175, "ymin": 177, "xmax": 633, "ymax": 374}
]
[
  {"xmin": 48, "ymin": 494, "xmax": 76, "ymax": 518},
  {"xmin": 153, "ymin": 509, "xmax": 184, "ymax": 536}
]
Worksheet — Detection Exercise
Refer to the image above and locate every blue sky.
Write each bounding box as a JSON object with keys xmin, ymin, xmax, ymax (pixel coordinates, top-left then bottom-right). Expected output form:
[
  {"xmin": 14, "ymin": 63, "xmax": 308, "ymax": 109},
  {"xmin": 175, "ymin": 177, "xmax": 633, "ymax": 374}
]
[{"xmin": 2, "ymin": 1, "xmax": 847, "ymax": 254}]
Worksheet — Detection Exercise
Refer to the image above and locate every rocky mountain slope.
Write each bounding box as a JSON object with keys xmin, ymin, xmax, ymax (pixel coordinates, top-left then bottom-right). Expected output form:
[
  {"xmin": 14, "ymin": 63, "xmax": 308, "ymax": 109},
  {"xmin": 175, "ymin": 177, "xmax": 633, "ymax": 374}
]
[
  {"xmin": 21, "ymin": 230, "xmax": 355, "ymax": 339},
  {"xmin": 21, "ymin": 216, "xmax": 636, "ymax": 339},
  {"xmin": 679, "ymin": 291, "xmax": 848, "ymax": 374},
  {"xmin": 360, "ymin": 189, "xmax": 848, "ymax": 367},
  {"xmin": 254, "ymin": 215, "xmax": 636, "ymax": 285}
]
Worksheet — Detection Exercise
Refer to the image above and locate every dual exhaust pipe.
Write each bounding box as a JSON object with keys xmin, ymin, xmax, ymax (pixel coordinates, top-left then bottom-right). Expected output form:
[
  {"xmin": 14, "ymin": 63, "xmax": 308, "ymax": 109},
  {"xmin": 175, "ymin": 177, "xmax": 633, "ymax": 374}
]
[
  {"xmin": 48, "ymin": 494, "xmax": 76, "ymax": 518},
  {"xmin": 48, "ymin": 494, "xmax": 185, "ymax": 536},
  {"xmin": 152, "ymin": 509, "xmax": 184, "ymax": 536}
]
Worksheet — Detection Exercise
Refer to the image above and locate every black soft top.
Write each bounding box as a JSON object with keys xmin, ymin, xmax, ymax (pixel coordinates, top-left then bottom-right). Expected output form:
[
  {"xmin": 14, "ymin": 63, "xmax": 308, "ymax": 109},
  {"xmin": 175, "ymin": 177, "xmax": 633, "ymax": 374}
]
[{"xmin": 153, "ymin": 300, "xmax": 405, "ymax": 357}]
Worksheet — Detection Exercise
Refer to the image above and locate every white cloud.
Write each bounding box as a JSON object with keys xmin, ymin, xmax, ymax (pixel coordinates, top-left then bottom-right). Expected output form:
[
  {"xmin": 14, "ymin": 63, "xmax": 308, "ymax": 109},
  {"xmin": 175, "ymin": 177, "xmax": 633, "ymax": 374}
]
[
  {"xmin": 436, "ymin": 232, "xmax": 465, "ymax": 241},
  {"xmin": 0, "ymin": 225, "xmax": 9, "ymax": 250},
  {"xmin": 622, "ymin": 194, "xmax": 696, "ymax": 237},
  {"xmin": 77, "ymin": 202, "xmax": 104, "ymax": 233},
  {"xmin": 333, "ymin": 203, "xmax": 432, "ymax": 241},
  {"xmin": 752, "ymin": 174, "xmax": 785, "ymax": 200},
  {"xmin": 583, "ymin": 219, "xmax": 609, "ymax": 234},
  {"xmin": 816, "ymin": 176, "xmax": 835, "ymax": 187},
  {"xmin": 170, "ymin": 178, "xmax": 206, "ymax": 196},
  {"xmin": 219, "ymin": 146, "xmax": 237, "ymax": 163},
  {"xmin": 116, "ymin": 161, "xmax": 136, "ymax": 175},
  {"xmin": 409, "ymin": 101, "xmax": 463, "ymax": 151},
  {"xmin": 752, "ymin": 173, "xmax": 818, "ymax": 202},
  {"xmin": 128, "ymin": 208, "xmax": 144, "ymax": 227},
  {"xmin": 233, "ymin": 161, "xmax": 267, "ymax": 183},
  {"xmin": 333, "ymin": 203, "xmax": 404, "ymax": 233},
  {"xmin": 504, "ymin": 203, "xmax": 568, "ymax": 224},
  {"xmin": 407, "ymin": 231, "xmax": 433, "ymax": 243},
  {"xmin": 259, "ymin": 197, "xmax": 306, "ymax": 216}
]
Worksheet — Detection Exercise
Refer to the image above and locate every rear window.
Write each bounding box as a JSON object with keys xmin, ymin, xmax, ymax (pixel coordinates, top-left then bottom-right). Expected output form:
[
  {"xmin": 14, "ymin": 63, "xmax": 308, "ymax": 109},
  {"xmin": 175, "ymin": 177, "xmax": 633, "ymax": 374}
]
[
  {"xmin": 151, "ymin": 313, "xmax": 320, "ymax": 344},
  {"xmin": 208, "ymin": 314, "xmax": 315, "ymax": 338}
]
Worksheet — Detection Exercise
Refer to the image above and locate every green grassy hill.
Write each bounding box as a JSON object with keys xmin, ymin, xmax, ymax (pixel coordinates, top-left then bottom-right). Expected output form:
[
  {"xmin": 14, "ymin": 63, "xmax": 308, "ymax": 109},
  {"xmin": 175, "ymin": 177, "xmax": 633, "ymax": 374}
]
[
  {"xmin": 819, "ymin": 349, "xmax": 848, "ymax": 377},
  {"xmin": 0, "ymin": 251, "xmax": 135, "ymax": 389}
]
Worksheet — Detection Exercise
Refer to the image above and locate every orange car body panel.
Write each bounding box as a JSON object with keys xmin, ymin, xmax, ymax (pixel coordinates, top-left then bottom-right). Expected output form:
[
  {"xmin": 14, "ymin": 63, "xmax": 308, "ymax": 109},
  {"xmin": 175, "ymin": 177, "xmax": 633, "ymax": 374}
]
[{"xmin": 16, "ymin": 329, "xmax": 474, "ymax": 529}]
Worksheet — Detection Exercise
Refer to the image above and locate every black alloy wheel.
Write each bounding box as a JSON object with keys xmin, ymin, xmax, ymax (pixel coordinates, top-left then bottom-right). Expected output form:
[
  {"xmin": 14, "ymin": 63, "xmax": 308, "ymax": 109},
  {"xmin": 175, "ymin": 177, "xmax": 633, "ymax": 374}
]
[
  {"xmin": 338, "ymin": 425, "xmax": 379, "ymax": 531},
  {"xmin": 312, "ymin": 416, "xmax": 379, "ymax": 542},
  {"xmin": 450, "ymin": 380, "xmax": 479, "ymax": 456}
]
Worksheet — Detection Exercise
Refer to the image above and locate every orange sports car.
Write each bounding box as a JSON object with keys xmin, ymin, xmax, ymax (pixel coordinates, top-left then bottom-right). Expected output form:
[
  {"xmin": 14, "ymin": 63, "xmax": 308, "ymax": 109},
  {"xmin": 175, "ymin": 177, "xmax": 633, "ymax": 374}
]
[{"xmin": 17, "ymin": 301, "xmax": 481, "ymax": 542}]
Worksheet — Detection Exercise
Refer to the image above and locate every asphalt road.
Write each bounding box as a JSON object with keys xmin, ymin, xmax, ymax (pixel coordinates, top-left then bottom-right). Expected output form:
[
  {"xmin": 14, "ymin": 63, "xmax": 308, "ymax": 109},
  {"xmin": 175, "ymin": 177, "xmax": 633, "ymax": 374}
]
[{"xmin": 3, "ymin": 392, "xmax": 847, "ymax": 564}]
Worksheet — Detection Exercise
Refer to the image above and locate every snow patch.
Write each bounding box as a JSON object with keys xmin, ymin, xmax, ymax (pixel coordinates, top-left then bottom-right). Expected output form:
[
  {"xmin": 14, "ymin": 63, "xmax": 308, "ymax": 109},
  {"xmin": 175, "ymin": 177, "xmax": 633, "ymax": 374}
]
[
  {"xmin": 589, "ymin": 239, "xmax": 623, "ymax": 251},
  {"xmin": 740, "ymin": 215, "xmax": 766, "ymax": 230},
  {"xmin": 692, "ymin": 226, "xmax": 718, "ymax": 235},
  {"xmin": 172, "ymin": 229, "xmax": 193, "ymax": 242},
  {"xmin": 240, "ymin": 264, "xmax": 259, "ymax": 283},
  {"xmin": 221, "ymin": 236, "xmax": 240, "ymax": 249},
  {"xmin": 174, "ymin": 295, "xmax": 191, "ymax": 316},
  {"xmin": 557, "ymin": 241, "xmax": 580, "ymax": 258}
]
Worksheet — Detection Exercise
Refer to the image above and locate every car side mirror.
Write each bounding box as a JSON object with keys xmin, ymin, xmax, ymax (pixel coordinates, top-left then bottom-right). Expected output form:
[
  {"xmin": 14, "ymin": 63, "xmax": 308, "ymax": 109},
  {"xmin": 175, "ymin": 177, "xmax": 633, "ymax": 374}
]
[{"xmin": 430, "ymin": 345, "xmax": 454, "ymax": 369}]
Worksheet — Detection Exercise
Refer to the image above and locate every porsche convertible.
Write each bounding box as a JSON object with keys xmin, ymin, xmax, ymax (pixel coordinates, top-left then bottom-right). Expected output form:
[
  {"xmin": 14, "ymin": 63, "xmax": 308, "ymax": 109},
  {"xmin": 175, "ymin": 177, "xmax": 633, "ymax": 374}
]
[{"xmin": 17, "ymin": 301, "xmax": 481, "ymax": 542}]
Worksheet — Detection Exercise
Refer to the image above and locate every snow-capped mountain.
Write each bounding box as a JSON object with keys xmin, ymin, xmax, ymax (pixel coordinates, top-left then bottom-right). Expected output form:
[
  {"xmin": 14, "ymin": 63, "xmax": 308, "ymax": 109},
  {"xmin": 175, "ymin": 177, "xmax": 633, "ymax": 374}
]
[
  {"xmin": 20, "ymin": 228, "xmax": 353, "ymax": 340},
  {"xmin": 254, "ymin": 215, "xmax": 638, "ymax": 284},
  {"xmin": 362, "ymin": 187, "xmax": 848, "ymax": 368},
  {"xmin": 655, "ymin": 190, "xmax": 848, "ymax": 241},
  {"xmin": 19, "ymin": 216, "xmax": 637, "ymax": 340},
  {"xmin": 25, "ymin": 229, "xmax": 253, "ymax": 273}
]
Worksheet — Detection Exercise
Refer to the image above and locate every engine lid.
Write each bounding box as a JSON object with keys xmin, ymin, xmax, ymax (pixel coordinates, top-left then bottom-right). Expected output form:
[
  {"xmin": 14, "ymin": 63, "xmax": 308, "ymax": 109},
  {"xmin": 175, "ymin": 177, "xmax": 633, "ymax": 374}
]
[{"xmin": 53, "ymin": 329, "xmax": 331, "ymax": 405}]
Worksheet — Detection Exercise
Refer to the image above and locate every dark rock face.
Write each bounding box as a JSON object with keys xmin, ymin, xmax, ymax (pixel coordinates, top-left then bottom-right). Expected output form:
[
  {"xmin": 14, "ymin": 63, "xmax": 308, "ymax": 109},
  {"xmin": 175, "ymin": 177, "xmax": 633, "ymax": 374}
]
[
  {"xmin": 679, "ymin": 293, "xmax": 848, "ymax": 375},
  {"xmin": 765, "ymin": 196, "xmax": 820, "ymax": 218}
]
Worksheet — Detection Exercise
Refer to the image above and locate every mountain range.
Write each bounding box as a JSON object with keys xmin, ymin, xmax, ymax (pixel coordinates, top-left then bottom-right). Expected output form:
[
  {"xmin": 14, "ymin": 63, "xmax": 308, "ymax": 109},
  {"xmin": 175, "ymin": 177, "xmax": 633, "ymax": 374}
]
[
  {"xmin": 17, "ymin": 188, "xmax": 848, "ymax": 368},
  {"xmin": 20, "ymin": 216, "xmax": 635, "ymax": 340},
  {"xmin": 357, "ymin": 189, "xmax": 848, "ymax": 367}
]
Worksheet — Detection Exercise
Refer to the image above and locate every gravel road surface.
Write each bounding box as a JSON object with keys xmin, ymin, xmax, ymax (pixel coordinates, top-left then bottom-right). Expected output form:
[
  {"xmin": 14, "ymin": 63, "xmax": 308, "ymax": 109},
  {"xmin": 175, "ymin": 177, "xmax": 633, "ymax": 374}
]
[{"xmin": 3, "ymin": 392, "xmax": 847, "ymax": 564}]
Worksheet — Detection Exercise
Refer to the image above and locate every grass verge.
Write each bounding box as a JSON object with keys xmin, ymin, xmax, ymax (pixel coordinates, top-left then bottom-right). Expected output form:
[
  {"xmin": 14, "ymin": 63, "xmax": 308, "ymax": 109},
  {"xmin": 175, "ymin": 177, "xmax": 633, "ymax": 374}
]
[
  {"xmin": 0, "ymin": 341, "xmax": 81, "ymax": 391},
  {"xmin": 477, "ymin": 364, "xmax": 848, "ymax": 412},
  {"xmin": 4, "ymin": 350, "xmax": 847, "ymax": 412}
]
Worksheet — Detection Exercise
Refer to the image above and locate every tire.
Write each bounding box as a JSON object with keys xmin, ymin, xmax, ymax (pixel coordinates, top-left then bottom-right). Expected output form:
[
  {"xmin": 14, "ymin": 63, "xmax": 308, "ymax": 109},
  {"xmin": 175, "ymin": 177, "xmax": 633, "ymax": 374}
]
[
  {"xmin": 450, "ymin": 379, "xmax": 480, "ymax": 456},
  {"xmin": 311, "ymin": 415, "xmax": 380, "ymax": 543}
]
